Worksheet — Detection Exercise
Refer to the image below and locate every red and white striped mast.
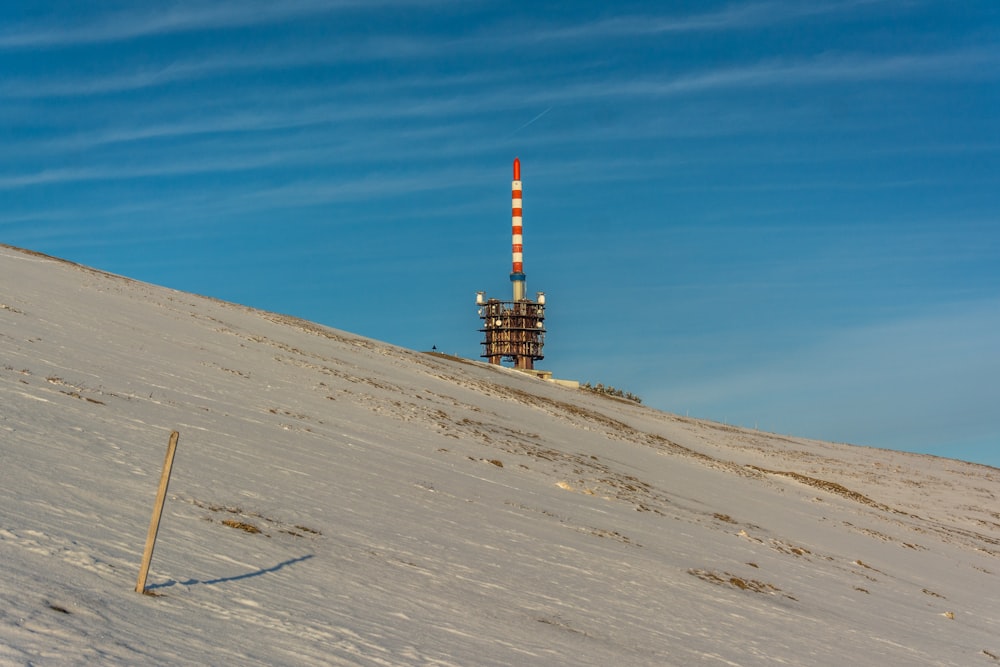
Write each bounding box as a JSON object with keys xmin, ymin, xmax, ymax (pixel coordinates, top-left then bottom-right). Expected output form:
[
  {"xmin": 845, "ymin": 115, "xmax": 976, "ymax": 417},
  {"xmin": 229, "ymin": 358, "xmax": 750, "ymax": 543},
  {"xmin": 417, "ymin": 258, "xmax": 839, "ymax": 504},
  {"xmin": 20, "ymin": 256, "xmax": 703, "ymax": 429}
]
[{"xmin": 510, "ymin": 157, "xmax": 526, "ymax": 302}]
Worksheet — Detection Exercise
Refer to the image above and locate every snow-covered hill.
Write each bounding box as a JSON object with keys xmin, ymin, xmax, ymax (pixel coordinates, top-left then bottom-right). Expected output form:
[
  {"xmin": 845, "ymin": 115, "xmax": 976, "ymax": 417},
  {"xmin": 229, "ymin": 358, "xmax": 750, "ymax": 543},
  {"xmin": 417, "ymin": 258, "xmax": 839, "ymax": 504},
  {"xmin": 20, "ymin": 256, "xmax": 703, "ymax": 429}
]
[{"xmin": 2, "ymin": 244, "xmax": 998, "ymax": 666}]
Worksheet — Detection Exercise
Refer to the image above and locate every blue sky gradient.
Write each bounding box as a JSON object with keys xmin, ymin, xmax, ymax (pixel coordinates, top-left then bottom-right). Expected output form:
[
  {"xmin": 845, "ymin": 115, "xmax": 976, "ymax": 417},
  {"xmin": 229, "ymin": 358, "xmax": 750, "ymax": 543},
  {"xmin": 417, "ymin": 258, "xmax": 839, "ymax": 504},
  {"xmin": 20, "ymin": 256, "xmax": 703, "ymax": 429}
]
[{"xmin": 2, "ymin": 1, "xmax": 998, "ymax": 466}]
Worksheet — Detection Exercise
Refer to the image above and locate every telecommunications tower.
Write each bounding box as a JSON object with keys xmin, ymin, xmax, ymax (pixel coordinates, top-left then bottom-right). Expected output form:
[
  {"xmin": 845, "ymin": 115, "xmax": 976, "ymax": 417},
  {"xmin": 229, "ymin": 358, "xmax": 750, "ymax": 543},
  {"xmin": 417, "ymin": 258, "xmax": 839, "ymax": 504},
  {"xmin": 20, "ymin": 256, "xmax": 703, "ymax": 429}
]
[{"xmin": 476, "ymin": 158, "xmax": 546, "ymax": 370}]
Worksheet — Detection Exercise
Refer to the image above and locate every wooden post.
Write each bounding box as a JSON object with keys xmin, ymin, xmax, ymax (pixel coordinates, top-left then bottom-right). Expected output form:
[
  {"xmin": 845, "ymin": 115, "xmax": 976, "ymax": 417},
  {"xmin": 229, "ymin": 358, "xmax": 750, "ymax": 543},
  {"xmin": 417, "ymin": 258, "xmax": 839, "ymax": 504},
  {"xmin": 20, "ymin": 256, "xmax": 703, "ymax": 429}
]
[{"xmin": 136, "ymin": 430, "xmax": 179, "ymax": 594}]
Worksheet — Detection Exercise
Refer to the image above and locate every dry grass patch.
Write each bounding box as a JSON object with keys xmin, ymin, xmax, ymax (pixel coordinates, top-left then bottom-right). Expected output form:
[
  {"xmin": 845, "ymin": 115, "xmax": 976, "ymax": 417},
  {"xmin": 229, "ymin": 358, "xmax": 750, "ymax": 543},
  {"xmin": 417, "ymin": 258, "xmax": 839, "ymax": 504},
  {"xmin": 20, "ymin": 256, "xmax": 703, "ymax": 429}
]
[
  {"xmin": 190, "ymin": 498, "xmax": 321, "ymax": 539},
  {"xmin": 222, "ymin": 519, "xmax": 261, "ymax": 534},
  {"xmin": 688, "ymin": 568, "xmax": 796, "ymax": 600},
  {"xmin": 748, "ymin": 465, "xmax": 897, "ymax": 512}
]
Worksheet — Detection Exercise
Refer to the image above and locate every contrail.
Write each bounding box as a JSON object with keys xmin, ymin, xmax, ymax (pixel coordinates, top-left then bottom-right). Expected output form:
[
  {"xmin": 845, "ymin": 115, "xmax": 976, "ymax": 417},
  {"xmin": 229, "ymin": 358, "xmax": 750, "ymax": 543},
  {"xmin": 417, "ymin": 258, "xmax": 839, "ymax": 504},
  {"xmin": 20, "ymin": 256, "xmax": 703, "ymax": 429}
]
[{"xmin": 508, "ymin": 106, "xmax": 552, "ymax": 136}]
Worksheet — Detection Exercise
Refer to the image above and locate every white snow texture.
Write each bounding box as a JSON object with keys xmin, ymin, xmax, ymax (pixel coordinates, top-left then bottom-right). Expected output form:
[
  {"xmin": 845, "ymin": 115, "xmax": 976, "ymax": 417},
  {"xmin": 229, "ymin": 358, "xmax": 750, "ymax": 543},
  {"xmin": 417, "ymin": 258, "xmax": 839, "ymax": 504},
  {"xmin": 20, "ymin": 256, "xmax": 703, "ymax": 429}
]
[{"xmin": 1, "ymin": 244, "xmax": 998, "ymax": 666}]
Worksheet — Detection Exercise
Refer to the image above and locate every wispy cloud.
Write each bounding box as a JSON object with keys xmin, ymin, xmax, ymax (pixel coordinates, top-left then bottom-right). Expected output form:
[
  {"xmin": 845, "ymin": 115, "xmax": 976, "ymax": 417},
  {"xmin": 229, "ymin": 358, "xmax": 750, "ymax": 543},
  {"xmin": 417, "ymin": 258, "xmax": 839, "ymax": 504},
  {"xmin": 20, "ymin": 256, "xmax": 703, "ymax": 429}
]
[
  {"xmin": 0, "ymin": 33, "xmax": 480, "ymax": 99},
  {"xmin": 0, "ymin": 0, "xmax": 454, "ymax": 49},
  {"xmin": 2, "ymin": 2, "xmax": 949, "ymax": 102},
  {"xmin": 0, "ymin": 152, "xmax": 295, "ymax": 189},
  {"xmin": 503, "ymin": 0, "xmax": 903, "ymax": 43},
  {"xmin": 0, "ymin": 46, "xmax": 350, "ymax": 98},
  {"xmin": 0, "ymin": 2, "xmax": 320, "ymax": 48},
  {"xmin": 8, "ymin": 37, "xmax": 993, "ymax": 105},
  {"xmin": 538, "ymin": 48, "xmax": 1000, "ymax": 104},
  {"xmin": 1, "ymin": 62, "xmax": 215, "ymax": 98},
  {"xmin": 0, "ymin": 0, "xmax": 882, "ymax": 52},
  {"xmin": 0, "ymin": 129, "xmax": 507, "ymax": 195}
]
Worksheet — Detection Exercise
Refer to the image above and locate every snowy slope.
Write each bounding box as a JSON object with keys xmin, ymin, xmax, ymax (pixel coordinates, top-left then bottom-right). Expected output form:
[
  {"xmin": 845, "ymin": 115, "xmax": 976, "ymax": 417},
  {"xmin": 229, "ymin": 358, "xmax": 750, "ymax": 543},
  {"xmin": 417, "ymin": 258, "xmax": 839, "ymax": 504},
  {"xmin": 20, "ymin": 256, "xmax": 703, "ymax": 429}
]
[{"xmin": 2, "ymin": 244, "xmax": 998, "ymax": 666}]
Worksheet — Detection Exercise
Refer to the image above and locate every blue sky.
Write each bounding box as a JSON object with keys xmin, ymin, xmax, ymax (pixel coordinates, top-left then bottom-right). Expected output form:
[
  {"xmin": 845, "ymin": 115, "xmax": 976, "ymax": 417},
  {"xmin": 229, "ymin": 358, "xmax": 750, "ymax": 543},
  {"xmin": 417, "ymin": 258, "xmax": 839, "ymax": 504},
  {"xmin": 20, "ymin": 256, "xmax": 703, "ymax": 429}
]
[{"xmin": 2, "ymin": 1, "xmax": 998, "ymax": 467}]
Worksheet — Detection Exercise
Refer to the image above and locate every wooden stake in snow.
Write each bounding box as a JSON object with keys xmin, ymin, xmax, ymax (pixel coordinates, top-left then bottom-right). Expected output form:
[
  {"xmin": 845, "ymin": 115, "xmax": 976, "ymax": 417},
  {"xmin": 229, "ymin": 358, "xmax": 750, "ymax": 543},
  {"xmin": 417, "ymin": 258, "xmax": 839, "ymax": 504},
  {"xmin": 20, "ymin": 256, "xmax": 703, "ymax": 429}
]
[{"xmin": 135, "ymin": 430, "xmax": 179, "ymax": 594}]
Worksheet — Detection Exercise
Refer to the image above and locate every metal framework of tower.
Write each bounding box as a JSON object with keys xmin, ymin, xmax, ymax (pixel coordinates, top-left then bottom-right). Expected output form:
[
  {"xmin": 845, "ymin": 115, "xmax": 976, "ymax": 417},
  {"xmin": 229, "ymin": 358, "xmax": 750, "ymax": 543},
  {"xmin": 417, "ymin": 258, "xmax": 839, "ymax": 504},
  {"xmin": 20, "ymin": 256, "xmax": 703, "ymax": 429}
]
[{"xmin": 477, "ymin": 158, "xmax": 546, "ymax": 370}]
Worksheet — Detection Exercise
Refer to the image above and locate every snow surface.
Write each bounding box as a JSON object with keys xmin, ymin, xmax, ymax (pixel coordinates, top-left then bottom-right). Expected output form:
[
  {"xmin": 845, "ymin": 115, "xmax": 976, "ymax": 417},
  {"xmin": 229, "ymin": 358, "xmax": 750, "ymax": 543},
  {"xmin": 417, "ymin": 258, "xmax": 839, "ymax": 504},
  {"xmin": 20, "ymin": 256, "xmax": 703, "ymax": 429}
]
[{"xmin": 2, "ymin": 243, "xmax": 999, "ymax": 666}]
